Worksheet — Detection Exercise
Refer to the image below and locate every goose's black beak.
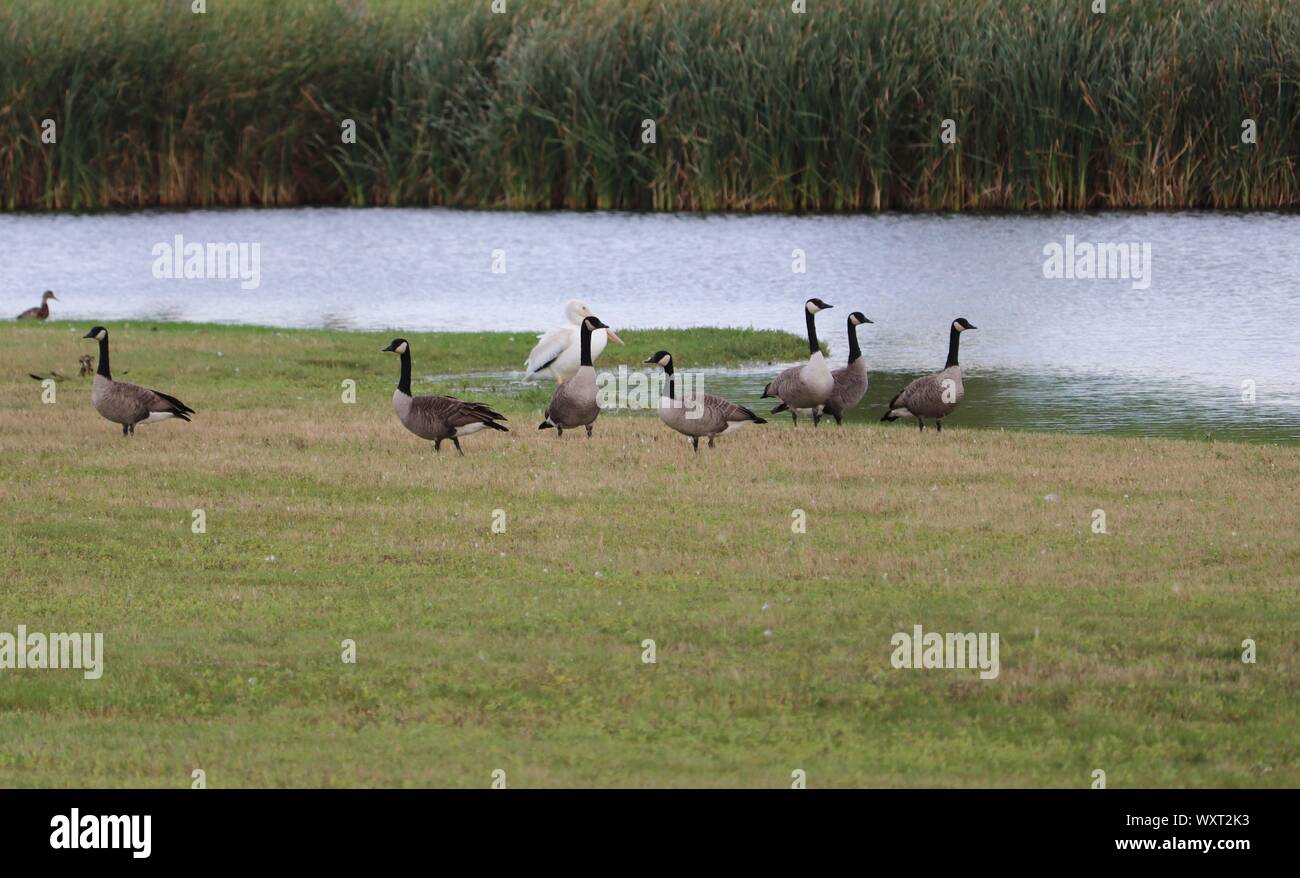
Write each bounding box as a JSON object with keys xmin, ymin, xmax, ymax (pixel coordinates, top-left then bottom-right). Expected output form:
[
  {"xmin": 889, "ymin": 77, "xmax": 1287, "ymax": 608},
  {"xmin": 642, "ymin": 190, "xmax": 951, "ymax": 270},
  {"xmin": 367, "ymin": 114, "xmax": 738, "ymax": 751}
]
[
  {"xmin": 643, "ymin": 356, "xmax": 657, "ymax": 365},
  {"xmin": 380, "ymin": 342, "xmax": 397, "ymax": 352},
  {"xmin": 82, "ymin": 330, "xmax": 96, "ymax": 339}
]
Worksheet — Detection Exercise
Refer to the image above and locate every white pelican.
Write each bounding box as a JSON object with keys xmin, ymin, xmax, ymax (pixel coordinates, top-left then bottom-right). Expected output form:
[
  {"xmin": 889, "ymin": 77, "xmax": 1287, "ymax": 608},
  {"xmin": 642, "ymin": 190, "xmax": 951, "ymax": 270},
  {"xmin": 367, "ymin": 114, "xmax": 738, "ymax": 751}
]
[{"xmin": 523, "ymin": 299, "xmax": 624, "ymax": 383}]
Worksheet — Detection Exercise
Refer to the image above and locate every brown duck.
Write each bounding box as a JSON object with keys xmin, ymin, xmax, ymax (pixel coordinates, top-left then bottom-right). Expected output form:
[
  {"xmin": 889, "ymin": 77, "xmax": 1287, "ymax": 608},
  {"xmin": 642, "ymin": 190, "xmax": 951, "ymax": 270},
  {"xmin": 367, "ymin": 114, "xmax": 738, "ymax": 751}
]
[{"xmin": 17, "ymin": 290, "xmax": 57, "ymax": 320}]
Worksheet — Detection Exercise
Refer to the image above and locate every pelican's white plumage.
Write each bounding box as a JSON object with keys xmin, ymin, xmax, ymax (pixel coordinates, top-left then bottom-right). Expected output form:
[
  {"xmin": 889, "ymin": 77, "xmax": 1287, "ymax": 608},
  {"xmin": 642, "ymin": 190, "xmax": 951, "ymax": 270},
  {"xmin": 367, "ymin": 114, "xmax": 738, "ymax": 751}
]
[{"xmin": 523, "ymin": 300, "xmax": 623, "ymax": 382}]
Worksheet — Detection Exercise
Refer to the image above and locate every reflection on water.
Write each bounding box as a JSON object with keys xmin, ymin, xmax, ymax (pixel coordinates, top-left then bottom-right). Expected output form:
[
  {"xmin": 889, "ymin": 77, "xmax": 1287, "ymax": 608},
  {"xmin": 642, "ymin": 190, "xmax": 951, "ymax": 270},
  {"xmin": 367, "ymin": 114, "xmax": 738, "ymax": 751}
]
[{"xmin": 1, "ymin": 207, "xmax": 1298, "ymax": 442}]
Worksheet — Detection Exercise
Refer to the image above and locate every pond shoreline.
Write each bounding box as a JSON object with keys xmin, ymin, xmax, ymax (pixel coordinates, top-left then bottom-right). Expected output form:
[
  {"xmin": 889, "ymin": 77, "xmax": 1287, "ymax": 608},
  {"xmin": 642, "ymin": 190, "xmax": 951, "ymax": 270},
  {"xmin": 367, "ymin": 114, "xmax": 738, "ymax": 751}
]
[{"xmin": 5, "ymin": 322, "xmax": 1295, "ymax": 445}]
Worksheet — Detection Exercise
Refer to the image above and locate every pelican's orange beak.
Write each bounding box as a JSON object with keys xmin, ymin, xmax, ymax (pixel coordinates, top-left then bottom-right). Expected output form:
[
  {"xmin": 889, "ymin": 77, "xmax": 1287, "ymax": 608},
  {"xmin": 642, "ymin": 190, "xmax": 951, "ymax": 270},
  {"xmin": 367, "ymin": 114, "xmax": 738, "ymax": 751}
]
[{"xmin": 606, "ymin": 329, "xmax": 625, "ymax": 345}]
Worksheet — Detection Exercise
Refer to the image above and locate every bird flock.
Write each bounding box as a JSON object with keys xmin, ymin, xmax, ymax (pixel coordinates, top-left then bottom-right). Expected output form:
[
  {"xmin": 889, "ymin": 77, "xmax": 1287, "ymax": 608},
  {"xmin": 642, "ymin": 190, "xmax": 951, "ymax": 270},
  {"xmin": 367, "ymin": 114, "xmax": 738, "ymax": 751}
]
[{"xmin": 24, "ymin": 294, "xmax": 976, "ymax": 453}]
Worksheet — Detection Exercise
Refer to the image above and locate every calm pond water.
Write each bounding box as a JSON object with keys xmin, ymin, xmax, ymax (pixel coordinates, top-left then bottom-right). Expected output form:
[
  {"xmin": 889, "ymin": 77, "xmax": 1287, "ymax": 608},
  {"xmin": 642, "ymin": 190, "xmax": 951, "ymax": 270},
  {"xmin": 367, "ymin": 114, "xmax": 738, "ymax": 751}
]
[{"xmin": 2, "ymin": 208, "xmax": 1297, "ymax": 442}]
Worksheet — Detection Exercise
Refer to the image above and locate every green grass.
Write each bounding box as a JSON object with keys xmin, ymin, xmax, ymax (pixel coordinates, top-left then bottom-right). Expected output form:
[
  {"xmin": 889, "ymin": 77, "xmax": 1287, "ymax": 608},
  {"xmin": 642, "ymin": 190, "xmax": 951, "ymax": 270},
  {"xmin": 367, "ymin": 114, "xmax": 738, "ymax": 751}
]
[
  {"xmin": 14, "ymin": 321, "xmax": 811, "ymax": 420},
  {"xmin": 1, "ymin": 321, "xmax": 1298, "ymax": 787},
  {"xmin": 2, "ymin": 0, "xmax": 1298, "ymax": 211}
]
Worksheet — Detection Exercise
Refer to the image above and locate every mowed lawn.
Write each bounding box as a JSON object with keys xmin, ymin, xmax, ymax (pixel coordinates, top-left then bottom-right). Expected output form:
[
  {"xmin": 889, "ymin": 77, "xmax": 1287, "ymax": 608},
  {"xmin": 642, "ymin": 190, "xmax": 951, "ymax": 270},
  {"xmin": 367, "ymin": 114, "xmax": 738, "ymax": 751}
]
[{"xmin": 1, "ymin": 322, "xmax": 1297, "ymax": 787}]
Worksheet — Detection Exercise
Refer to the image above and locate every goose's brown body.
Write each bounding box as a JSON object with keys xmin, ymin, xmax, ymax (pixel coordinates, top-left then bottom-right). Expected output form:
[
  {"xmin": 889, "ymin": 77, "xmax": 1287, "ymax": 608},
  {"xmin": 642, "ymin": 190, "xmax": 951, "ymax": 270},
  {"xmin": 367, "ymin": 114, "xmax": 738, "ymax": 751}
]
[
  {"xmin": 538, "ymin": 314, "xmax": 610, "ymax": 437},
  {"xmin": 761, "ymin": 299, "xmax": 835, "ymax": 424},
  {"xmin": 382, "ymin": 338, "xmax": 507, "ymax": 454},
  {"xmin": 393, "ymin": 389, "xmax": 507, "ymax": 445},
  {"xmin": 83, "ymin": 327, "xmax": 194, "ymax": 436},
  {"xmin": 542, "ymin": 366, "xmax": 599, "ymax": 432},
  {"xmin": 825, "ymin": 357, "xmax": 868, "ymax": 424},
  {"xmin": 646, "ymin": 350, "xmax": 765, "ymax": 450},
  {"xmin": 882, "ymin": 318, "xmax": 976, "ymax": 431},
  {"xmin": 92, "ymin": 374, "xmax": 194, "ymax": 427}
]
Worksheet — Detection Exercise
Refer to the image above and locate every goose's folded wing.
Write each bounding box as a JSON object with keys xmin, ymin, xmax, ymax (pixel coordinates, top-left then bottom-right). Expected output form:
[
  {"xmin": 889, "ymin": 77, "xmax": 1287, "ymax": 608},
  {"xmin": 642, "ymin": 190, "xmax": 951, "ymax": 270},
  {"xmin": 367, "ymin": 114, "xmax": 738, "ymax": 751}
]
[
  {"xmin": 721, "ymin": 399, "xmax": 764, "ymax": 423},
  {"xmin": 524, "ymin": 326, "xmax": 574, "ymax": 375},
  {"xmin": 413, "ymin": 394, "xmax": 505, "ymax": 427},
  {"xmin": 147, "ymin": 388, "xmax": 195, "ymax": 414},
  {"xmin": 767, "ymin": 365, "xmax": 801, "ymax": 398},
  {"xmin": 693, "ymin": 393, "xmax": 750, "ymax": 424},
  {"xmin": 708, "ymin": 396, "xmax": 752, "ymax": 431},
  {"xmin": 897, "ymin": 374, "xmax": 942, "ymax": 409},
  {"xmin": 103, "ymin": 380, "xmax": 167, "ymax": 418}
]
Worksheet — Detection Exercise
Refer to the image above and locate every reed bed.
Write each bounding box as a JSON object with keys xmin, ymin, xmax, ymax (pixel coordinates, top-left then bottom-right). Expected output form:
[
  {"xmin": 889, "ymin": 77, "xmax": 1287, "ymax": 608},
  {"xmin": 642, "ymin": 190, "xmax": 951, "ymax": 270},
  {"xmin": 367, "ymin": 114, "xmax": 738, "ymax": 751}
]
[{"xmin": 1, "ymin": 0, "xmax": 1298, "ymax": 211}]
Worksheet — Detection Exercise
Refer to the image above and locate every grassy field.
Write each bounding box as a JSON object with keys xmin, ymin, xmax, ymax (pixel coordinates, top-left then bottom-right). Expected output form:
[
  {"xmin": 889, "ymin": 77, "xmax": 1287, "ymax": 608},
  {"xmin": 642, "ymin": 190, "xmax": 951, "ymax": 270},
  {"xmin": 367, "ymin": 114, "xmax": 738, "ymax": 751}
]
[
  {"xmin": 1, "ymin": 321, "xmax": 1297, "ymax": 787},
  {"xmin": 3, "ymin": 0, "xmax": 1299, "ymax": 212}
]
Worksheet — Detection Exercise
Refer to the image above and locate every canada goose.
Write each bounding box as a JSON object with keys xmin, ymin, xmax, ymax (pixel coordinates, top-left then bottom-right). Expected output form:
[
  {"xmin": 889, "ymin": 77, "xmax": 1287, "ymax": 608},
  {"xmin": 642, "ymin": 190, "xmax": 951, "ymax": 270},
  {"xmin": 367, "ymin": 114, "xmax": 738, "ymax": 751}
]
[
  {"xmin": 644, "ymin": 350, "xmax": 765, "ymax": 451},
  {"xmin": 82, "ymin": 326, "xmax": 195, "ymax": 436},
  {"xmin": 881, "ymin": 318, "xmax": 977, "ymax": 432},
  {"xmin": 524, "ymin": 299, "xmax": 624, "ymax": 383},
  {"xmin": 17, "ymin": 290, "xmax": 57, "ymax": 320},
  {"xmin": 381, "ymin": 338, "xmax": 508, "ymax": 454},
  {"xmin": 538, "ymin": 315, "xmax": 608, "ymax": 437},
  {"xmin": 824, "ymin": 311, "xmax": 873, "ymax": 425},
  {"xmin": 761, "ymin": 298, "xmax": 834, "ymax": 425}
]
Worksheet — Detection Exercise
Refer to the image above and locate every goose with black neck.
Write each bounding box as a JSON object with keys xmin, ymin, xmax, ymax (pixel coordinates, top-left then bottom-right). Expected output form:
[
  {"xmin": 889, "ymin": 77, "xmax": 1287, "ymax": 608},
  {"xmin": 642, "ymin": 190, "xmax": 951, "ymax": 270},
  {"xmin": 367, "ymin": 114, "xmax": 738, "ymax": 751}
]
[
  {"xmin": 881, "ymin": 317, "xmax": 977, "ymax": 432},
  {"xmin": 761, "ymin": 297, "xmax": 836, "ymax": 425},
  {"xmin": 82, "ymin": 326, "xmax": 195, "ymax": 436},
  {"xmin": 382, "ymin": 337, "xmax": 508, "ymax": 454},
  {"xmin": 538, "ymin": 315, "xmax": 609, "ymax": 437},
  {"xmin": 645, "ymin": 350, "xmax": 766, "ymax": 451},
  {"xmin": 824, "ymin": 311, "xmax": 873, "ymax": 425}
]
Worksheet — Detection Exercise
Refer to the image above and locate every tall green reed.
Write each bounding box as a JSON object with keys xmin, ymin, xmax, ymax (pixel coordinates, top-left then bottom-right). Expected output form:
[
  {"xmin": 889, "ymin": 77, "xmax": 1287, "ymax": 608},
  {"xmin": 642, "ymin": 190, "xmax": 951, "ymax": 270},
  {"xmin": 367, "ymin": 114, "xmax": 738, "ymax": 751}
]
[{"xmin": 0, "ymin": 0, "xmax": 1296, "ymax": 211}]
